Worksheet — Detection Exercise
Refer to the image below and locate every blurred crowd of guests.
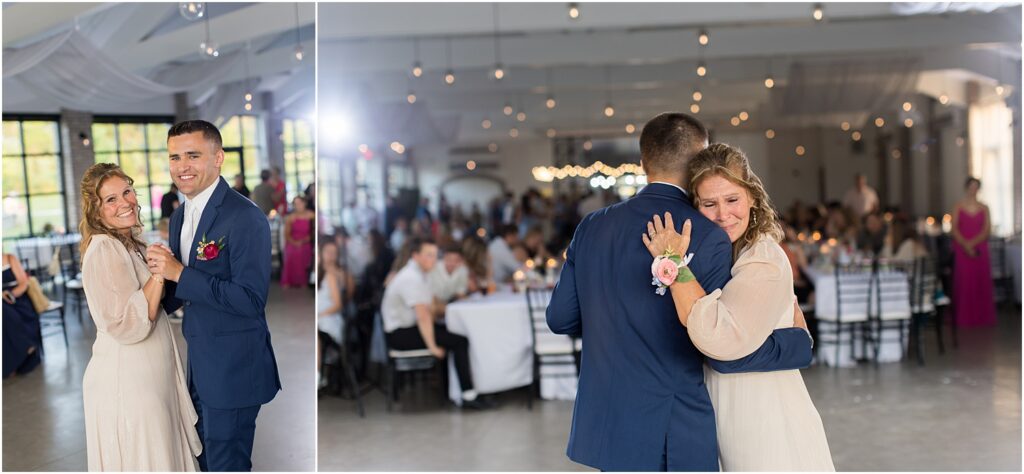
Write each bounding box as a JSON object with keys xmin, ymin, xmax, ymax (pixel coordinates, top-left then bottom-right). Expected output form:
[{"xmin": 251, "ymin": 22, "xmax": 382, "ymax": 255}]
[{"xmin": 779, "ymin": 173, "xmax": 1000, "ymax": 327}]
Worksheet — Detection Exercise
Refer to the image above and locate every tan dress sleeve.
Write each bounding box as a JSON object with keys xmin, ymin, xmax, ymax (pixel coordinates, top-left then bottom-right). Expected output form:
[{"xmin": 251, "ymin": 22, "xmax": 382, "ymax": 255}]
[
  {"xmin": 82, "ymin": 235, "xmax": 155, "ymax": 345},
  {"xmin": 687, "ymin": 239, "xmax": 795, "ymax": 361}
]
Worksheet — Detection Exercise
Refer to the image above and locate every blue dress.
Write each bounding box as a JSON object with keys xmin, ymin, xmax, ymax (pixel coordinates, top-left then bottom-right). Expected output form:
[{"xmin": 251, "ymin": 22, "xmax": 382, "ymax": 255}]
[{"xmin": 2, "ymin": 265, "xmax": 42, "ymax": 377}]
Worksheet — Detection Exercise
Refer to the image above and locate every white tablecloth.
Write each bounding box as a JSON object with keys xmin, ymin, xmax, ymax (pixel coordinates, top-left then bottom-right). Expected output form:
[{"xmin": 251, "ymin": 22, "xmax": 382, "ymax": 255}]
[
  {"xmin": 804, "ymin": 266, "xmax": 910, "ymax": 367},
  {"xmin": 444, "ymin": 290, "xmax": 577, "ymax": 403},
  {"xmin": 13, "ymin": 234, "xmax": 82, "ymax": 270}
]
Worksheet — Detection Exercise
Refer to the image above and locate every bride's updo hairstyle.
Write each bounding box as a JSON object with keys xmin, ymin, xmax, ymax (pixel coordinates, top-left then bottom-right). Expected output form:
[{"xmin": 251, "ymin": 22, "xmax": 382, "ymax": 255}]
[
  {"xmin": 685, "ymin": 143, "xmax": 783, "ymax": 259},
  {"xmin": 79, "ymin": 163, "xmax": 147, "ymax": 258}
]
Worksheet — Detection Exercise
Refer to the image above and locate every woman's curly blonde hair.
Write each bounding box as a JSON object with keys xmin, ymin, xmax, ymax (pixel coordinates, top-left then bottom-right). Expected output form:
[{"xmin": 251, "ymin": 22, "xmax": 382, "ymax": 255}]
[
  {"xmin": 79, "ymin": 163, "xmax": 147, "ymax": 259},
  {"xmin": 685, "ymin": 143, "xmax": 783, "ymax": 260}
]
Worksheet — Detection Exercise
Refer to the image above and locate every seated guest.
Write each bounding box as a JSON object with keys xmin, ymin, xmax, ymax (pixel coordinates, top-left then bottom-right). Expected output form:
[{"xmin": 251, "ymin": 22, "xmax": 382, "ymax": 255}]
[
  {"xmin": 461, "ymin": 235, "xmax": 497, "ymax": 294},
  {"xmin": 390, "ymin": 216, "xmax": 409, "ymax": 252},
  {"xmin": 317, "ymin": 240, "xmax": 350, "ymax": 387},
  {"xmin": 488, "ymin": 224, "xmax": 521, "ymax": 282},
  {"xmin": 428, "ymin": 244, "xmax": 469, "ymax": 304},
  {"xmin": 881, "ymin": 218, "xmax": 929, "ymax": 262},
  {"xmin": 781, "ymin": 225, "xmax": 814, "ymax": 305},
  {"xmin": 232, "ymin": 173, "xmax": 251, "ymax": 199},
  {"xmin": 522, "ymin": 225, "xmax": 553, "ymax": 262},
  {"xmin": 381, "ymin": 238, "xmax": 491, "ymax": 409},
  {"xmin": 857, "ymin": 212, "xmax": 888, "ymax": 256},
  {"xmin": 3, "ymin": 253, "xmax": 42, "ymax": 378}
]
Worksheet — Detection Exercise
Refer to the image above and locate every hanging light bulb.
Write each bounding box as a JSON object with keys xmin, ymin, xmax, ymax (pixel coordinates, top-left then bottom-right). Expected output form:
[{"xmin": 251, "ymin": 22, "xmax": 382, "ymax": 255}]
[
  {"xmin": 875, "ymin": 117, "xmax": 885, "ymax": 127},
  {"xmin": 739, "ymin": 111, "xmax": 749, "ymax": 121},
  {"xmin": 841, "ymin": 122, "xmax": 850, "ymax": 131},
  {"xmin": 200, "ymin": 41, "xmax": 220, "ymax": 58},
  {"xmin": 730, "ymin": 116, "xmax": 741, "ymax": 126},
  {"xmin": 851, "ymin": 131, "xmax": 862, "ymax": 141},
  {"xmin": 996, "ymin": 84, "xmax": 1006, "ymax": 96},
  {"xmin": 625, "ymin": 123, "xmax": 636, "ymax": 134},
  {"xmin": 493, "ymin": 64, "xmax": 505, "ymax": 80},
  {"xmin": 698, "ymin": 29, "xmax": 709, "ymax": 46},
  {"xmin": 443, "ymin": 37, "xmax": 455, "ymax": 86},
  {"xmin": 244, "ymin": 103, "xmax": 253, "ymax": 111},
  {"xmin": 412, "ymin": 61, "xmax": 423, "ymax": 78},
  {"xmin": 503, "ymin": 103, "xmax": 514, "ymax": 116},
  {"xmin": 444, "ymin": 70, "xmax": 456, "ymax": 85},
  {"xmin": 795, "ymin": 145, "xmax": 806, "ymax": 156},
  {"xmin": 696, "ymin": 61, "xmax": 707, "ymax": 77},
  {"xmin": 813, "ymin": 3, "xmax": 824, "ymax": 21},
  {"xmin": 546, "ymin": 129, "xmax": 557, "ymax": 138},
  {"xmin": 245, "ymin": 92, "xmax": 253, "ymax": 102},
  {"xmin": 482, "ymin": 119, "xmax": 492, "ymax": 129},
  {"xmin": 568, "ymin": 3, "xmax": 580, "ymax": 20},
  {"xmin": 516, "ymin": 110, "xmax": 527, "ymax": 122},
  {"xmin": 939, "ymin": 94, "xmax": 949, "ymax": 105},
  {"xmin": 180, "ymin": 2, "xmax": 205, "ymax": 20},
  {"xmin": 604, "ymin": 103, "xmax": 615, "ymax": 118},
  {"xmin": 407, "ymin": 91, "xmax": 417, "ymax": 104},
  {"xmin": 509, "ymin": 127, "xmax": 520, "ymax": 138},
  {"xmin": 488, "ymin": 143, "xmax": 499, "ymax": 153},
  {"xmin": 690, "ymin": 103, "xmax": 700, "ymax": 114},
  {"xmin": 902, "ymin": 101, "xmax": 912, "ymax": 112},
  {"xmin": 904, "ymin": 118, "xmax": 914, "ymax": 128},
  {"xmin": 291, "ymin": 4, "xmax": 304, "ymax": 62},
  {"xmin": 764, "ymin": 76, "xmax": 775, "ymax": 88},
  {"xmin": 546, "ymin": 96, "xmax": 557, "ymax": 109},
  {"xmin": 692, "ymin": 90, "xmax": 702, "ymax": 102},
  {"xmin": 765, "ymin": 129, "xmax": 776, "ymax": 139}
]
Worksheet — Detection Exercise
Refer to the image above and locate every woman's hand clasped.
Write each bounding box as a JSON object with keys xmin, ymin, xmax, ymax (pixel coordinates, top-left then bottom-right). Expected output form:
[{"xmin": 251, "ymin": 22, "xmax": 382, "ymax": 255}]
[{"xmin": 642, "ymin": 212, "xmax": 692, "ymax": 259}]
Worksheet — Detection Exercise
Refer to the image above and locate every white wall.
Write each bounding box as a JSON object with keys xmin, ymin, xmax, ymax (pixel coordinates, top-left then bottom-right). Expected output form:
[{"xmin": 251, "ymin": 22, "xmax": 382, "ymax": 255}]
[{"xmin": 413, "ymin": 138, "xmax": 554, "ymax": 212}]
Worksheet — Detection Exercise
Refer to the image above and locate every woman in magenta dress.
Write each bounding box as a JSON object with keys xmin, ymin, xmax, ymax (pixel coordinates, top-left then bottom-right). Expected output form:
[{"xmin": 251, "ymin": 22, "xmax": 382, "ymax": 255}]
[
  {"xmin": 951, "ymin": 177, "xmax": 997, "ymax": 327},
  {"xmin": 282, "ymin": 195, "xmax": 315, "ymax": 288}
]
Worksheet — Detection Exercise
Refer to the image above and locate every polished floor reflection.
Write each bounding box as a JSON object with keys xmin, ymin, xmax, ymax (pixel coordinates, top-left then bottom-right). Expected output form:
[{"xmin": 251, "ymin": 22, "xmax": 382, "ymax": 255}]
[
  {"xmin": 318, "ymin": 308, "xmax": 1021, "ymax": 471},
  {"xmin": 2, "ymin": 286, "xmax": 316, "ymax": 472}
]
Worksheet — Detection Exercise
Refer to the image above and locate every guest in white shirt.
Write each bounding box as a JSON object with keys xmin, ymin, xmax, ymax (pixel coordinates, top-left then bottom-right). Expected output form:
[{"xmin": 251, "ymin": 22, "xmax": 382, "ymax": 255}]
[
  {"xmin": 381, "ymin": 238, "xmax": 492, "ymax": 409},
  {"xmin": 842, "ymin": 174, "xmax": 880, "ymax": 219},
  {"xmin": 390, "ymin": 216, "xmax": 409, "ymax": 252},
  {"xmin": 427, "ymin": 244, "xmax": 469, "ymax": 303},
  {"xmin": 488, "ymin": 224, "xmax": 522, "ymax": 283}
]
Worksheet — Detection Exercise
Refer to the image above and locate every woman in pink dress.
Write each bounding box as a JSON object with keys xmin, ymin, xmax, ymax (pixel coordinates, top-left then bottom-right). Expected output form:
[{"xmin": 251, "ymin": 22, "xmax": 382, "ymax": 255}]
[
  {"xmin": 951, "ymin": 177, "xmax": 997, "ymax": 327},
  {"xmin": 282, "ymin": 196, "xmax": 315, "ymax": 288}
]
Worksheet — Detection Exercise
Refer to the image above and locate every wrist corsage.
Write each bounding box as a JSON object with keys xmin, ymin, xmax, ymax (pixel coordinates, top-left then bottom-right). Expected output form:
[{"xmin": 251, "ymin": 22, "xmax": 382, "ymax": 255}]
[{"xmin": 651, "ymin": 250, "xmax": 695, "ymax": 295}]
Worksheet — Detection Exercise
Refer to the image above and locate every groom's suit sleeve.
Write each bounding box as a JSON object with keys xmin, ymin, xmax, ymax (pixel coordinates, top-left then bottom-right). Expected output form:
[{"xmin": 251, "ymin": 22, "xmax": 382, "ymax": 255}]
[
  {"xmin": 174, "ymin": 206, "xmax": 271, "ymax": 318},
  {"xmin": 547, "ymin": 220, "xmax": 584, "ymax": 337},
  {"xmin": 692, "ymin": 227, "xmax": 813, "ymax": 373}
]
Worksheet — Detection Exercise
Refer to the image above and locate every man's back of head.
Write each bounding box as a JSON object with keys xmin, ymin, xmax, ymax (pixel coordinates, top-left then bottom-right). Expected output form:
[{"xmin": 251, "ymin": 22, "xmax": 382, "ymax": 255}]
[{"xmin": 639, "ymin": 113, "xmax": 709, "ymax": 183}]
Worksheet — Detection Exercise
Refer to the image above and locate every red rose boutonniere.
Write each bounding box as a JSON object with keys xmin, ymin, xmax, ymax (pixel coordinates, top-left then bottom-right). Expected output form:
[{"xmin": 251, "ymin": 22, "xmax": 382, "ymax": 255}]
[{"xmin": 196, "ymin": 234, "xmax": 226, "ymax": 261}]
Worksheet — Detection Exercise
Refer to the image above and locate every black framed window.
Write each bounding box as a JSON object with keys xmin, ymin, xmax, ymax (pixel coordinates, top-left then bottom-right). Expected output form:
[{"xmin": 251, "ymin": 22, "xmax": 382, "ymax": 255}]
[
  {"xmin": 220, "ymin": 115, "xmax": 263, "ymax": 194},
  {"xmin": 282, "ymin": 118, "xmax": 314, "ymax": 203},
  {"xmin": 2, "ymin": 116, "xmax": 68, "ymax": 243},
  {"xmin": 91, "ymin": 116, "xmax": 174, "ymax": 230}
]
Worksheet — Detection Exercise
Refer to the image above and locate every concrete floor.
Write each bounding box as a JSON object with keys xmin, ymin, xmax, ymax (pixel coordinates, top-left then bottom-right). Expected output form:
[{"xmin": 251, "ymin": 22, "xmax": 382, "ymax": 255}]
[
  {"xmin": 2, "ymin": 285, "xmax": 316, "ymax": 472},
  {"xmin": 318, "ymin": 308, "xmax": 1022, "ymax": 471}
]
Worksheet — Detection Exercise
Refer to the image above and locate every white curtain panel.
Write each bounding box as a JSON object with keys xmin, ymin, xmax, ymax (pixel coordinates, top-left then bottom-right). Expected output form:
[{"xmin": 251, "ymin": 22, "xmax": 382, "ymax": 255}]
[{"xmin": 4, "ymin": 30, "xmax": 241, "ymax": 110}]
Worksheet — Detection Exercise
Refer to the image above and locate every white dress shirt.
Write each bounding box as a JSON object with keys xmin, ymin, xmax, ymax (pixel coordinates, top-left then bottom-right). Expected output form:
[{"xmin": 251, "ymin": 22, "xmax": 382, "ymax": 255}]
[
  {"xmin": 180, "ymin": 180, "xmax": 218, "ymax": 266},
  {"xmin": 488, "ymin": 237, "xmax": 520, "ymax": 282}
]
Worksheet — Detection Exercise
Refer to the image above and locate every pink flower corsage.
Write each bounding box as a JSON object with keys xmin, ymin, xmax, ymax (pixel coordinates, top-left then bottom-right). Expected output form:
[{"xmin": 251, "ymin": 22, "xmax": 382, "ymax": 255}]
[
  {"xmin": 196, "ymin": 234, "xmax": 226, "ymax": 261},
  {"xmin": 650, "ymin": 251, "xmax": 694, "ymax": 295}
]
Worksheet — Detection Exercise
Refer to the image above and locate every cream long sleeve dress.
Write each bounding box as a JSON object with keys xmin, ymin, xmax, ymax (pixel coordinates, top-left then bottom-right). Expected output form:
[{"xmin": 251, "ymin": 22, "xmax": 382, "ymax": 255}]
[
  {"xmin": 81, "ymin": 234, "xmax": 201, "ymax": 471},
  {"xmin": 688, "ymin": 236, "xmax": 834, "ymax": 471}
]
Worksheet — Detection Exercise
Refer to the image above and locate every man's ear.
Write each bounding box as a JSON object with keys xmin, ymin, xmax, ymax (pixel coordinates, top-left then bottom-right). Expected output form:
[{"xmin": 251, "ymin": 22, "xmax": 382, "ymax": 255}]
[{"xmin": 214, "ymin": 148, "xmax": 225, "ymax": 169}]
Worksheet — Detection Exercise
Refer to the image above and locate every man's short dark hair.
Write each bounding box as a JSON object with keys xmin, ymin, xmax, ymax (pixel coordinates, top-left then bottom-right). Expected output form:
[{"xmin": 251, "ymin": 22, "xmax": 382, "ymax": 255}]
[
  {"xmin": 168, "ymin": 119, "xmax": 223, "ymax": 150},
  {"xmin": 409, "ymin": 237, "xmax": 436, "ymax": 255},
  {"xmin": 639, "ymin": 112, "xmax": 708, "ymax": 176},
  {"xmin": 499, "ymin": 224, "xmax": 519, "ymax": 238},
  {"xmin": 260, "ymin": 169, "xmax": 271, "ymax": 181}
]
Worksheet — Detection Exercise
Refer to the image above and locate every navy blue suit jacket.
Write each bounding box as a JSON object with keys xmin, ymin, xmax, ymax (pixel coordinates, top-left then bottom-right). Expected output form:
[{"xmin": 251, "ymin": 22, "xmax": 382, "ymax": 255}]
[
  {"xmin": 547, "ymin": 183, "xmax": 812, "ymax": 471},
  {"xmin": 162, "ymin": 177, "xmax": 282, "ymax": 410}
]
